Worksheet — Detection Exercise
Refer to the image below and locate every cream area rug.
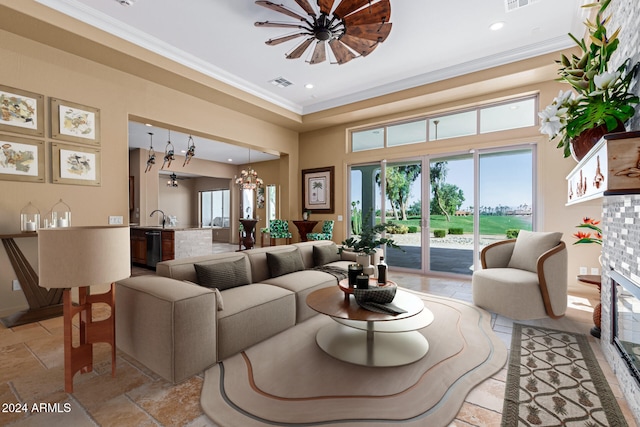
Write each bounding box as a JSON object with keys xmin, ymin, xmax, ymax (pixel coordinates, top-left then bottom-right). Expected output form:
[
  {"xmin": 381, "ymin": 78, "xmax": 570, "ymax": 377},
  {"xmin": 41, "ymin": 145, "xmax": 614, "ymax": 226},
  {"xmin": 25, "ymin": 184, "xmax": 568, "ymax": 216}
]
[{"xmin": 201, "ymin": 290, "xmax": 507, "ymax": 427}]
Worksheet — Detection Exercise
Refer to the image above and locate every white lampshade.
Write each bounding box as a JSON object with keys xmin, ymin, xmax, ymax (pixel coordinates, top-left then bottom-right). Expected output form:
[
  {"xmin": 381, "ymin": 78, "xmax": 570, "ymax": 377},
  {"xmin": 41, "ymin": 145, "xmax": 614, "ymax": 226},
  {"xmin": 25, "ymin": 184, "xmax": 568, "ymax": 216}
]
[{"xmin": 38, "ymin": 226, "xmax": 131, "ymax": 288}]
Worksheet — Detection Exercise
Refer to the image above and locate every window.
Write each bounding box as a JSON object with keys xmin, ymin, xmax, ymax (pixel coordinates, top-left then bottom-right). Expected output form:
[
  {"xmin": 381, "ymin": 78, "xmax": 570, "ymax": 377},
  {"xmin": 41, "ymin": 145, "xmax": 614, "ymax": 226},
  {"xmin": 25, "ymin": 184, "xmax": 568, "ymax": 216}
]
[
  {"xmin": 352, "ymin": 127, "xmax": 384, "ymax": 151},
  {"xmin": 480, "ymin": 98, "xmax": 536, "ymax": 133},
  {"xmin": 387, "ymin": 120, "xmax": 426, "ymax": 146},
  {"xmin": 350, "ymin": 96, "xmax": 537, "ymax": 151},
  {"xmin": 428, "ymin": 111, "xmax": 477, "ymax": 141},
  {"xmin": 200, "ymin": 189, "xmax": 230, "ymax": 227}
]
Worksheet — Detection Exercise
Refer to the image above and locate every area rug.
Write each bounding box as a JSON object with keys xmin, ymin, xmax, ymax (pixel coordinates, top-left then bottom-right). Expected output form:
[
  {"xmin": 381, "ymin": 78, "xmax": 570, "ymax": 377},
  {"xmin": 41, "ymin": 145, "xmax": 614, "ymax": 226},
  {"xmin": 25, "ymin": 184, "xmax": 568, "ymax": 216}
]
[
  {"xmin": 502, "ymin": 324, "xmax": 628, "ymax": 426},
  {"xmin": 201, "ymin": 289, "xmax": 507, "ymax": 426}
]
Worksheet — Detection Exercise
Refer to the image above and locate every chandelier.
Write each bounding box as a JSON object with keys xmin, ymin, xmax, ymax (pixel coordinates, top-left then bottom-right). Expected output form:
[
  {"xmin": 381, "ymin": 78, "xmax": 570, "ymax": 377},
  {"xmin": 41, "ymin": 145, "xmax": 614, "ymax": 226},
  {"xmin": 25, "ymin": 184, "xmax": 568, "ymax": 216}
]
[
  {"xmin": 235, "ymin": 149, "xmax": 264, "ymax": 190},
  {"xmin": 167, "ymin": 173, "xmax": 178, "ymax": 187}
]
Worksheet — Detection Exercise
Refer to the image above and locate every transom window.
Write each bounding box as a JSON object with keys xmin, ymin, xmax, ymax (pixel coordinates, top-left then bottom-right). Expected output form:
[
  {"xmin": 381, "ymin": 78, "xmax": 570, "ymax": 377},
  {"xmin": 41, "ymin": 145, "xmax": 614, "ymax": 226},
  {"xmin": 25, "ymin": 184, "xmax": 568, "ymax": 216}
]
[{"xmin": 351, "ymin": 96, "xmax": 537, "ymax": 152}]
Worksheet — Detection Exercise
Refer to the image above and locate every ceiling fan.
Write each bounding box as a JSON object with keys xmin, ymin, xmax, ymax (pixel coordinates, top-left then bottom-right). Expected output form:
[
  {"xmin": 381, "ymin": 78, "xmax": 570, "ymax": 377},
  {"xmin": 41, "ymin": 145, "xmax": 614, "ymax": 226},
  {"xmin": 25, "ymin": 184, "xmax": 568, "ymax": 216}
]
[{"xmin": 255, "ymin": 0, "xmax": 392, "ymax": 65}]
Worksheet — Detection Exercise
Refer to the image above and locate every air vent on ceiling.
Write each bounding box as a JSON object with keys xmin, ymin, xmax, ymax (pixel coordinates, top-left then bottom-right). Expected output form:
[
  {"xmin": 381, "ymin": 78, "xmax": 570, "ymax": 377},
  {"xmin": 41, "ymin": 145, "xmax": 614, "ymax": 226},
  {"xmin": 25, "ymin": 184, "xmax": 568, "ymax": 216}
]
[
  {"xmin": 269, "ymin": 77, "xmax": 293, "ymax": 88},
  {"xmin": 505, "ymin": 0, "xmax": 540, "ymax": 12}
]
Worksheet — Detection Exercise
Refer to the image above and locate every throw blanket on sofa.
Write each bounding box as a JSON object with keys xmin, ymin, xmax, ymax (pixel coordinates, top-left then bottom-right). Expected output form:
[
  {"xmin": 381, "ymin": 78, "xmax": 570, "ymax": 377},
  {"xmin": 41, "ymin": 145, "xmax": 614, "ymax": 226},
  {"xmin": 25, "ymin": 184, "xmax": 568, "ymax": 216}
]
[{"xmin": 310, "ymin": 265, "xmax": 348, "ymax": 281}]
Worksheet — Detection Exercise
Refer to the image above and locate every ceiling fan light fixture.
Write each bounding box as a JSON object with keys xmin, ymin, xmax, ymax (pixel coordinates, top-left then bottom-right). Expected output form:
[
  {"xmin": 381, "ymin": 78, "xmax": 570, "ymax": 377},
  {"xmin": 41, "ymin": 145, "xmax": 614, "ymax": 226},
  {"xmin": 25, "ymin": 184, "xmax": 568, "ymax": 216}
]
[{"xmin": 255, "ymin": 0, "xmax": 392, "ymax": 65}]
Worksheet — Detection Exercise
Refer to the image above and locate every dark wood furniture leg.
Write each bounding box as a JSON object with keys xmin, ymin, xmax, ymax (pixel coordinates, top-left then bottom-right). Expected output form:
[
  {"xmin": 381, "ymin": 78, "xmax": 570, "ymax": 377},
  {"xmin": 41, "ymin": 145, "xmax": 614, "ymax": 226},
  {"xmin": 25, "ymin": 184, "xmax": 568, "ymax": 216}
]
[{"xmin": 1, "ymin": 235, "xmax": 63, "ymax": 328}]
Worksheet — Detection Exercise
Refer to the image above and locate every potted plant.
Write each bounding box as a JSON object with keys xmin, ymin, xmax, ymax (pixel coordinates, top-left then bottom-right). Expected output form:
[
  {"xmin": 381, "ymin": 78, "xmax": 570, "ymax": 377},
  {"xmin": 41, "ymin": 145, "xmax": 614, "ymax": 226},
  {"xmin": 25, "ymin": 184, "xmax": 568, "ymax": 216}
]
[
  {"xmin": 338, "ymin": 210, "xmax": 404, "ymax": 267},
  {"xmin": 538, "ymin": 0, "xmax": 639, "ymax": 160}
]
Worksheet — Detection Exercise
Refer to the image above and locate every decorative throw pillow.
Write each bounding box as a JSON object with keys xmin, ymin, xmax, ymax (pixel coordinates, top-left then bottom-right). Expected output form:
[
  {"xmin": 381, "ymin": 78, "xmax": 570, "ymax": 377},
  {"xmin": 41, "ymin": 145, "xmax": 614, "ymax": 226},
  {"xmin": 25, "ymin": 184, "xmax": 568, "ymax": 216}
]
[
  {"xmin": 266, "ymin": 248, "xmax": 305, "ymax": 278},
  {"xmin": 194, "ymin": 258, "xmax": 249, "ymax": 291},
  {"xmin": 507, "ymin": 230, "xmax": 563, "ymax": 273},
  {"xmin": 313, "ymin": 243, "xmax": 340, "ymax": 266},
  {"xmin": 184, "ymin": 280, "xmax": 224, "ymax": 311}
]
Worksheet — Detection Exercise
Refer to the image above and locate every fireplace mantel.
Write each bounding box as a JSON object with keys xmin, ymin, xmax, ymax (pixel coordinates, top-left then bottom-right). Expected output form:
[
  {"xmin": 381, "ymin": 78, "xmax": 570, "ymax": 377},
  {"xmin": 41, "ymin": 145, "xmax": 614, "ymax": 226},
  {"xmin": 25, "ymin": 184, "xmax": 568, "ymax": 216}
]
[{"xmin": 567, "ymin": 131, "xmax": 640, "ymax": 205}]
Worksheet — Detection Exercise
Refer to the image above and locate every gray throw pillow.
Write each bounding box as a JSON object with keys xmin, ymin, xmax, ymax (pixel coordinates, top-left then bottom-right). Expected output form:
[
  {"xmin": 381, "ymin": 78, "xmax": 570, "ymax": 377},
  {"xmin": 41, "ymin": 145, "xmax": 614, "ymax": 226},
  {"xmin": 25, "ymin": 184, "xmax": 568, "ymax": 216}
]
[
  {"xmin": 266, "ymin": 248, "xmax": 305, "ymax": 278},
  {"xmin": 194, "ymin": 258, "xmax": 249, "ymax": 291},
  {"xmin": 313, "ymin": 243, "xmax": 340, "ymax": 266},
  {"xmin": 508, "ymin": 230, "xmax": 563, "ymax": 273}
]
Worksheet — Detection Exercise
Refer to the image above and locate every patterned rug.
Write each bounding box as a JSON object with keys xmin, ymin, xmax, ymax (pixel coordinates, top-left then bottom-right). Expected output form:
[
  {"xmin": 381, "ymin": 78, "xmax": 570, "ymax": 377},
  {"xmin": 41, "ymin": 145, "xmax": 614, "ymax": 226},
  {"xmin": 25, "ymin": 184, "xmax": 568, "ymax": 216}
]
[
  {"xmin": 502, "ymin": 324, "xmax": 628, "ymax": 426},
  {"xmin": 201, "ymin": 290, "xmax": 507, "ymax": 426}
]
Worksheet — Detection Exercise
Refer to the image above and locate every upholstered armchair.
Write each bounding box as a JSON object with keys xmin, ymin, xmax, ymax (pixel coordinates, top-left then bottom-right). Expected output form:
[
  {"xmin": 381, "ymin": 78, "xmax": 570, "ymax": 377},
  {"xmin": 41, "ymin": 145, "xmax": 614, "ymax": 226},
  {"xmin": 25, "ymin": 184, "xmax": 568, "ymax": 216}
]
[
  {"xmin": 307, "ymin": 220, "xmax": 335, "ymax": 241},
  {"xmin": 269, "ymin": 219, "xmax": 292, "ymax": 245},
  {"xmin": 472, "ymin": 230, "xmax": 567, "ymax": 320}
]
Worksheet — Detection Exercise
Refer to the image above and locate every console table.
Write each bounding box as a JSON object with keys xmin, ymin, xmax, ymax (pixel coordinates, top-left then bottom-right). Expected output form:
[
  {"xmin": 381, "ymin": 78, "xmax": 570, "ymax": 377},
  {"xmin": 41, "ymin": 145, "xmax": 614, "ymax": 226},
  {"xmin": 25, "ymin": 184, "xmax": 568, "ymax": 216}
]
[
  {"xmin": 292, "ymin": 220, "xmax": 318, "ymax": 242},
  {"xmin": 0, "ymin": 233, "xmax": 63, "ymax": 327}
]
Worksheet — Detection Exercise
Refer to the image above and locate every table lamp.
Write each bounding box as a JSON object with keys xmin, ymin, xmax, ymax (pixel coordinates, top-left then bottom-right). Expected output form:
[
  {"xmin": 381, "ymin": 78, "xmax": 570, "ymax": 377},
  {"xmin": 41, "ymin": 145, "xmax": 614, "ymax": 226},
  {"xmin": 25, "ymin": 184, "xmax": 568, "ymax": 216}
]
[{"xmin": 38, "ymin": 226, "xmax": 131, "ymax": 393}]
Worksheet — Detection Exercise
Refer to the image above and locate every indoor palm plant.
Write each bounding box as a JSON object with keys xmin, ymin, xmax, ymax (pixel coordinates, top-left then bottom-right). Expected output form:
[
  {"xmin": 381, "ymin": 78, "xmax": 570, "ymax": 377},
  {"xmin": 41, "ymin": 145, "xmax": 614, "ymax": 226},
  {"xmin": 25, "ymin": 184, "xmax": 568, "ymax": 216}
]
[{"xmin": 539, "ymin": 0, "xmax": 639, "ymax": 160}]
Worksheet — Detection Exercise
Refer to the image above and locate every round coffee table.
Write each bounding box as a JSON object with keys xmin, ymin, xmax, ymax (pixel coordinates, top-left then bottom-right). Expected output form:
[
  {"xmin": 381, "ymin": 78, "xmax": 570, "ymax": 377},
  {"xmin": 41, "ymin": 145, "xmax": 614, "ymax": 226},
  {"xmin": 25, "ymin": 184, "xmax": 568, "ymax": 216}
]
[{"xmin": 306, "ymin": 286, "xmax": 433, "ymax": 367}]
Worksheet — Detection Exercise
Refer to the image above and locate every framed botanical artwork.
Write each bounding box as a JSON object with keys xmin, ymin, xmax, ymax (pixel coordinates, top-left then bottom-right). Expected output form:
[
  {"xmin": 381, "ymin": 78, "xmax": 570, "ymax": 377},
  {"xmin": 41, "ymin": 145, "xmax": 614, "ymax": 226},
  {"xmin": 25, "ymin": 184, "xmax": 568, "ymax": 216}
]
[
  {"xmin": 52, "ymin": 142, "xmax": 101, "ymax": 186},
  {"xmin": 0, "ymin": 85, "xmax": 44, "ymax": 137},
  {"xmin": 0, "ymin": 135, "xmax": 45, "ymax": 183},
  {"xmin": 302, "ymin": 166, "xmax": 334, "ymax": 213},
  {"xmin": 50, "ymin": 98, "xmax": 100, "ymax": 145}
]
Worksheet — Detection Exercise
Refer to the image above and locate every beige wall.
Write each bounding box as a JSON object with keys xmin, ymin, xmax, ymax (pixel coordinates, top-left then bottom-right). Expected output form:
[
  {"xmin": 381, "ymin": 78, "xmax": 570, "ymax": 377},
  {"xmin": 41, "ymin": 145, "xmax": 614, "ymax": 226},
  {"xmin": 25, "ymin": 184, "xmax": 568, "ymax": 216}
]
[{"xmin": 0, "ymin": 29, "xmax": 298, "ymax": 316}]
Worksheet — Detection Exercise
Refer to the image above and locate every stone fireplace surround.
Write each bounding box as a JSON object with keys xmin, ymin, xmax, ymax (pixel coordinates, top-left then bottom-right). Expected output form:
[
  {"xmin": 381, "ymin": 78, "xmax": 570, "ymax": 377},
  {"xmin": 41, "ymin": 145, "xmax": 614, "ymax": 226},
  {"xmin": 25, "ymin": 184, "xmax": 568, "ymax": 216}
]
[{"xmin": 602, "ymin": 194, "xmax": 640, "ymax": 422}]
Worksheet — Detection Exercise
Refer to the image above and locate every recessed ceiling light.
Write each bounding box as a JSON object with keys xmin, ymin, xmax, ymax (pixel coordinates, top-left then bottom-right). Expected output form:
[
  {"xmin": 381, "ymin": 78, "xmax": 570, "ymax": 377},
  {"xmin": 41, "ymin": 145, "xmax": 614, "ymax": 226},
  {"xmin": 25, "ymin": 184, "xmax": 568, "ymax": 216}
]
[
  {"xmin": 145, "ymin": 123, "xmax": 152, "ymax": 127},
  {"xmin": 228, "ymin": 158, "xmax": 233, "ymax": 162},
  {"xmin": 490, "ymin": 22, "xmax": 505, "ymax": 31},
  {"xmin": 305, "ymin": 83, "xmax": 314, "ymax": 89}
]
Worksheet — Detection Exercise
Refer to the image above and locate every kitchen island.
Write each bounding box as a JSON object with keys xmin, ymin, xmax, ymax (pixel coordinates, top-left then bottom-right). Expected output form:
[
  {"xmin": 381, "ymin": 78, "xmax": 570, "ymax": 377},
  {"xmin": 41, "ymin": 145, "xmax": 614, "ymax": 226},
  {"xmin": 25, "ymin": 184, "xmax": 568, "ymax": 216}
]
[{"xmin": 130, "ymin": 226, "xmax": 212, "ymax": 267}]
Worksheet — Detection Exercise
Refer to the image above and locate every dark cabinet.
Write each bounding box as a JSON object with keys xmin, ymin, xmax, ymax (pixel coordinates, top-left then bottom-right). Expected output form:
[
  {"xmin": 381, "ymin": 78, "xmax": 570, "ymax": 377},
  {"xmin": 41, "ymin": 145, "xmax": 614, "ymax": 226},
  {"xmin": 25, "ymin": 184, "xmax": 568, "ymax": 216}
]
[
  {"xmin": 161, "ymin": 230, "xmax": 174, "ymax": 261},
  {"xmin": 131, "ymin": 229, "xmax": 147, "ymax": 265}
]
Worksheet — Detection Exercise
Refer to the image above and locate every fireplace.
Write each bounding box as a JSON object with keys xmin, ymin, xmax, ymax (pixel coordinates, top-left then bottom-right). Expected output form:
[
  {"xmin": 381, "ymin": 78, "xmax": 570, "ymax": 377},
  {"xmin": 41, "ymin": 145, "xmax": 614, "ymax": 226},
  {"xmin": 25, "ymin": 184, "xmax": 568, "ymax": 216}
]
[{"xmin": 610, "ymin": 270, "xmax": 640, "ymax": 385}]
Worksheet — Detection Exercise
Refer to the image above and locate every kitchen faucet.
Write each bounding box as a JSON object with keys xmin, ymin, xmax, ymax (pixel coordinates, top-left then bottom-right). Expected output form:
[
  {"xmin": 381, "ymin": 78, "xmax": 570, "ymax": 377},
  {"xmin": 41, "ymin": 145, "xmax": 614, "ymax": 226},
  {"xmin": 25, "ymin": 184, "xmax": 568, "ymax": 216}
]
[{"xmin": 150, "ymin": 209, "xmax": 166, "ymax": 228}]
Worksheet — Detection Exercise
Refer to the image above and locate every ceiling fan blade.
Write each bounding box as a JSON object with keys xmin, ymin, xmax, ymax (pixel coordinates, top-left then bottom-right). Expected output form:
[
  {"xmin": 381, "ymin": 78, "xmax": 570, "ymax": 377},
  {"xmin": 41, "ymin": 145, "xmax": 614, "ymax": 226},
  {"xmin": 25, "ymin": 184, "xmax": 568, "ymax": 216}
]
[
  {"xmin": 256, "ymin": 1, "xmax": 307, "ymax": 21},
  {"xmin": 333, "ymin": 0, "xmax": 371, "ymax": 19},
  {"xmin": 286, "ymin": 37, "xmax": 315, "ymax": 58},
  {"xmin": 309, "ymin": 41, "xmax": 327, "ymax": 64},
  {"xmin": 345, "ymin": 22, "xmax": 392, "ymax": 42},
  {"xmin": 329, "ymin": 39, "xmax": 356, "ymax": 64},
  {"xmin": 343, "ymin": 0, "xmax": 390, "ymax": 26},
  {"xmin": 255, "ymin": 21, "xmax": 307, "ymax": 29},
  {"xmin": 266, "ymin": 33, "xmax": 307, "ymax": 45},
  {"xmin": 339, "ymin": 34, "xmax": 378, "ymax": 56},
  {"xmin": 294, "ymin": 0, "xmax": 316, "ymax": 15},
  {"xmin": 317, "ymin": 0, "xmax": 335, "ymax": 15}
]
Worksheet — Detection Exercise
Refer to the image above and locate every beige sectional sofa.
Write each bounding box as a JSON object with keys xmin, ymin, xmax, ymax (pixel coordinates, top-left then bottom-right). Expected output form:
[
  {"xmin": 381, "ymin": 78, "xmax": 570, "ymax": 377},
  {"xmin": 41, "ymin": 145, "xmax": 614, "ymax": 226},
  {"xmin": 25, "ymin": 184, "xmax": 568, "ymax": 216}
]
[{"xmin": 116, "ymin": 240, "xmax": 379, "ymax": 383}]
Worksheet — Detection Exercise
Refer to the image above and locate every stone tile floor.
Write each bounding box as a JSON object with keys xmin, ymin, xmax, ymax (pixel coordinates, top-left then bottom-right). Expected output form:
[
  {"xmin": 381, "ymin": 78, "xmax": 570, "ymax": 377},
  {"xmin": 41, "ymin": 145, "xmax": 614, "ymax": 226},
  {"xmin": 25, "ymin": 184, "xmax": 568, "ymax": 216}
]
[{"xmin": 1, "ymin": 244, "xmax": 637, "ymax": 426}]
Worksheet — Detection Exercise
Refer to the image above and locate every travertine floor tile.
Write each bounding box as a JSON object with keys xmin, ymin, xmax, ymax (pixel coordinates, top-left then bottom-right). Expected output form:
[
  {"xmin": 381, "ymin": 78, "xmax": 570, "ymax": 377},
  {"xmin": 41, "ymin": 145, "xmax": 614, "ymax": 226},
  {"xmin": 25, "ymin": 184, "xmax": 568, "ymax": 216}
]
[
  {"xmin": 454, "ymin": 401, "xmax": 502, "ymax": 427},
  {"xmin": 465, "ymin": 377, "xmax": 505, "ymax": 413},
  {"xmin": 91, "ymin": 394, "xmax": 158, "ymax": 426},
  {"xmin": 0, "ymin": 344, "xmax": 46, "ymax": 383},
  {"xmin": 127, "ymin": 376, "xmax": 204, "ymax": 426}
]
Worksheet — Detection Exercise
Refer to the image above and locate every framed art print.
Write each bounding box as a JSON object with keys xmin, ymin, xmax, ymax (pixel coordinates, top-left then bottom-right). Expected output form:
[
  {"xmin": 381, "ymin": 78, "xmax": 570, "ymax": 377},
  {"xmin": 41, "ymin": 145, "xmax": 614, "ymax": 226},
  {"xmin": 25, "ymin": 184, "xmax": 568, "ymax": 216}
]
[
  {"xmin": 50, "ymin": 98, "xmax": 101, "ymax": 145},
  {"xmin": 52, "ymin": 142, "xmax": 101, "ymax": 186},
  {"xmin": 0, "ymin": 135, "xmax": 44, "ymax": 183},
  {"xmin": 302, "ymin": 166, "xmax": 334, "ymax": 213},
  {"xmin": 0, "ymin": 85, "xmax": 44, "ymax": 137}
]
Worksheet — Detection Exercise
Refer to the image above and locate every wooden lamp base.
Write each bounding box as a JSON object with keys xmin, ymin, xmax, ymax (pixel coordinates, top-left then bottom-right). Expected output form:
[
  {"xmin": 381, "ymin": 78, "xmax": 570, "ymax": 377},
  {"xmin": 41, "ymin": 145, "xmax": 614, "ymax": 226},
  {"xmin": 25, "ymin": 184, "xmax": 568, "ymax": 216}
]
[{"xmin": 63, "ymin": 283, "xmax": 116, "ymax": 393}]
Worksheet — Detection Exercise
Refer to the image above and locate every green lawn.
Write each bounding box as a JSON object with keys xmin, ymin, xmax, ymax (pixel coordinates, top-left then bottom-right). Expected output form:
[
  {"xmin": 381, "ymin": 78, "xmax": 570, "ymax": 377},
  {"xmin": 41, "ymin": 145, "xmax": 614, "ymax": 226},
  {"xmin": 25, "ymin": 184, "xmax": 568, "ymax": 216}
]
[{"xmin": 383, "ymin": 215, "xmax": 532, "ymax": 236}]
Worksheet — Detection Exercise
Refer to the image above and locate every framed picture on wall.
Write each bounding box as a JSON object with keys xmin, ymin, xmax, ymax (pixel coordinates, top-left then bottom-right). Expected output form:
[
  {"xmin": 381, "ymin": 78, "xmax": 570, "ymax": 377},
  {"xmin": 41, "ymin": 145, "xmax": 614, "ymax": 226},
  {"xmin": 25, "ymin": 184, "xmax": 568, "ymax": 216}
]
[
  {"xmin": 52, "ymin": 141, "xmax": 101, "ymax": 186},
  {"xmin": 50, "ymin": 98, "xmax": 101, "ymax": 145},
  {"xmin": 0, "ymin": 135, "xmax": 45, "ymax": 183},
  {"xmin": 0, "ymin": 85, "xmax": 44, "ymax": 137},
  {"xmin": 302, "ymin": 166, "xmax": 334, "ymax": 213}
]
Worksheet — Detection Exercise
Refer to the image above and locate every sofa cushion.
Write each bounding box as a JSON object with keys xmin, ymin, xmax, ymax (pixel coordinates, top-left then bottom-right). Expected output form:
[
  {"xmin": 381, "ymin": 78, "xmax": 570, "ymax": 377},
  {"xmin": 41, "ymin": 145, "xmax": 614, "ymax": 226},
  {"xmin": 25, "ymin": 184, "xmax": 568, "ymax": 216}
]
[
  {"xmin": 185, "ymin": 280, "xmax": 223, "ymax": 311},
  {"xmin": 508, "ymin": 230, "xmax": 563, "ymax": 273},
  {"xmin": 194, "ymin": 258, "xmax": 250, "ymax": 291},
  {"xmin": 266, "ymin": 248, "xmax": 305, "ymax": 278},
  {"xmin": 313, "ymin": 243, "xmax": 340, "ymax": 266}
]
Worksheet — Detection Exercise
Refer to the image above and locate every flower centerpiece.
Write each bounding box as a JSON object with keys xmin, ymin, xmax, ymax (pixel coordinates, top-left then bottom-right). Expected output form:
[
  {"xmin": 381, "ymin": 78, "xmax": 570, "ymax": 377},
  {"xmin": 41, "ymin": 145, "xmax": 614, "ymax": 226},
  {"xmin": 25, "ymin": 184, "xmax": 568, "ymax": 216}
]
[
  {"xmin": 539, "ymin": 0, "xmax": 639, "ymax": 160},
  {"xmin": 573, "ymin": 217, "xmax": 602, "ymax": 245}
]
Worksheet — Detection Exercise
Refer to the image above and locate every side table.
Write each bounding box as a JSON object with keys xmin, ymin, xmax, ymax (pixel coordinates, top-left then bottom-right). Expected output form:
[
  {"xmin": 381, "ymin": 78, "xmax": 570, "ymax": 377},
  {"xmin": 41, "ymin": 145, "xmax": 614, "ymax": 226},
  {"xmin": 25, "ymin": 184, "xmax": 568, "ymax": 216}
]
[
  {"xmin": 577, "ymin": 274, "xmax": 601, "ymax": 338},
  {"xmin": 292, "ymin": 220, "xmax": 318, "ymax": 242}
]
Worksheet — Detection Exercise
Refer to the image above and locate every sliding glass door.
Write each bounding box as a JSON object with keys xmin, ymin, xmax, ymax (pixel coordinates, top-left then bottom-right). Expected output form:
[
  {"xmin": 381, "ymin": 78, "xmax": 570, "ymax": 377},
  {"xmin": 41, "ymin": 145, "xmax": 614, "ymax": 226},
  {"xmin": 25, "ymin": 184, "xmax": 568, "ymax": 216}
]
[{"xmin": 348, "ymin": 145, "xmax": 534, "ymax": 277}]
